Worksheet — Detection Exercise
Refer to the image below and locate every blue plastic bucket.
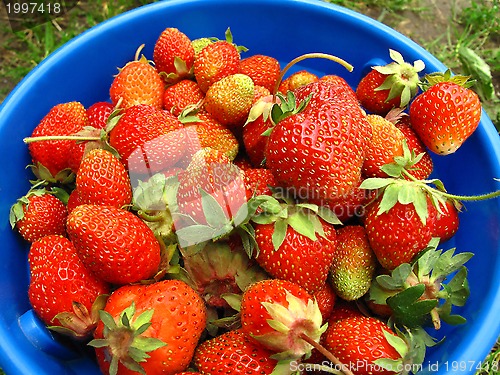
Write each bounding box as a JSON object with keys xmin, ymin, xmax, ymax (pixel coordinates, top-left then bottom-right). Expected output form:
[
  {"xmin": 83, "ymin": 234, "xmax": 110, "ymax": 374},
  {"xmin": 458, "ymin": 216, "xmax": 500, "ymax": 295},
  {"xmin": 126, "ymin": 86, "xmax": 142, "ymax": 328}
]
[{"xmin": 1, "ymin": 0, "xmax": 499, "ymax": 374}]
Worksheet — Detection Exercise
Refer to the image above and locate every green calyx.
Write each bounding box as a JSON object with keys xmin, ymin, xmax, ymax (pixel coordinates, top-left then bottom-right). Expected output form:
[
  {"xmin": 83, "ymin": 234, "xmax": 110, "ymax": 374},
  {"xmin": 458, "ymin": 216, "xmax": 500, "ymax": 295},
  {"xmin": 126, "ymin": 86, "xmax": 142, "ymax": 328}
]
[
  {"xmin": 88, "ymin": 302, "xmax": 166, "ymax": 375},
  {"xmin": 373, "ymin": 49, "xmax": 425, "ymax": 107},
  {"xmin": 360, "ymin": 141, "xmax": 500, "ymax": 224},
  {"xmin": 418, "ymin": 69, "xmax": 476, "ymax": 91},
  {"xmin": 369, "ymin": 238, "xmax": 473, "ymax": 330}
]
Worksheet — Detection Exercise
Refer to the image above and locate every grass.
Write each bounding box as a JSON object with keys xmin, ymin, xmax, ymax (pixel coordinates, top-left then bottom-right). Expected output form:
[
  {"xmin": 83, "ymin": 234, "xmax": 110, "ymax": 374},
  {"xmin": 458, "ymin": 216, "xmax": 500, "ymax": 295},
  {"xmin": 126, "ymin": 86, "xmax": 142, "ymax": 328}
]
[{"xmin": 0, "ymin": 0, "xmax": 499, "ymax": 374}]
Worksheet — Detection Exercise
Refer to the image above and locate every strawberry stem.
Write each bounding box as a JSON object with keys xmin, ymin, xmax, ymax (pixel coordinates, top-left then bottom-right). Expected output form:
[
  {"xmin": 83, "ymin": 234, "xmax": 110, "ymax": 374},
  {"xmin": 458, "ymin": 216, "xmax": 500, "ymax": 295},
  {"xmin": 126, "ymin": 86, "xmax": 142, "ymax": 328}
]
[
  {"xmin": 23, "ymin": 135, "xmax": 101, "ymax": 143},
  {"xmin": 298, "ymin": 332, "xmax": 355, "ymax": 375},
  {"xmin": 272, "ymin": 52, "xmax": 354, "ymax": 97}
]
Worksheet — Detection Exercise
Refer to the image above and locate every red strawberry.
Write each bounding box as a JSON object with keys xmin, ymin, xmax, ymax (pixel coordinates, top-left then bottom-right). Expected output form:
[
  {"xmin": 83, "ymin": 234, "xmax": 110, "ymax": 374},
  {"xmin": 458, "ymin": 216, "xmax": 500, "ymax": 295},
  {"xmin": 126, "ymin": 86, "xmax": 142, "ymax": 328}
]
[
  {"xmin": 153, "ymin": 27, "xmax": 195, "ymax": 82},
  {"xmin": 182, "ymin": 110, "xmax": 239, "ymax": 162},
  {"xmin": 329, "ymin": 225, "xmax": 376, "ymax": 301},
  {"xmin": 363, "ymin": 114, "xmax": 405, "ymax": 178},
  {"xmin": 66, "ymin": 204, "xmax": 161, "ymax": 285},
  {"xmin": 243, "ymin": 168, "xmax": 277, "ymax": 200},
  {"xmin": 328, "ymin": 300, "xmax": 364, "ymax": 323},
  {"xmin": 391, "ymin": 111, "xmax": 434, "ymax": 180},
  {"xmin": 239, "ymin": 54, "xmax": 281, "ymax": 92},
  {"xmin": 265, "ymin": 80, "xmax": 371, "ymax": 202},
  {"xmin": 324, "ymin": 315, "xmax": 402, "ymax": 375},
  {"xmin": 254, "ymin": 217, "xmax": 337, "ymax": 294},
  {"xmin": 240, "ymin": 279, "xmax": 325, "ymax": 359},
  {"xmin": 194, "ymin": 40, "xmax": 241, "ymax": 93},
  {"xmin": 28, "ymin": 235, "xmax": 109, "ymax": 338},
  {"xmin": 66, "ymin": 189, "xmax": 82, "ymax": 213},
  {"xmin": 175, "ymin": 148, "xmax": 246, "ymax": 228},
  {"xmin": 87, "ymin": 101, "xmax": 114, "ymax": 128},
  {"xmin": 162, "ymin": 79, "xmax": 204, "ymax": 116},
  {"xmin": 204, "ymin": 73, "xmax": 254, "ymax": 129},
  {"xmin": 26, "ymin": 101, "xmax": 89, "ymax": 178},
  {"xmin": 108, "ymin": 104, "xmax": 185, "ymax": 174},
  {"xmin": 253, "ymin": 84, "xmax": 271, "ymax": 103},
  {"xmin": 409, "ymin": 72, "xmax": 482, "ymax": 155},
  {"xmin": 364, "ymin": 196, "xmax": 438, "ymax": 270},
  {"xmin": 91, "ymin": 280, "xmax": 206, "ymax": 375},
  {"xmin": 193, "ymin": 329, "xmax": 278, "ymax": 374},
  {"xmin": 320, "ymin": 74, "xmax": 359, "ymax": 103},
  {"xmin": 313, "ymin": 282, "xmax": 337, "ymax": 323},
  {"xmin": 10, "ymin": 190, "xmax": 68, "ymax": 242},
  {"xmin": 356, "ymin": 49, "xmax": 424, "ymax": 115},
  {"xmin": 76, "ymin": 148, "xmax": 132, "ymax": 208},
  {"xmin": 109, "ymin": 53, "xmax": 165, "ymax": 110},
  {"xmin": 433, "ymin": 199, "xmax": 460, "ymax": 243}
]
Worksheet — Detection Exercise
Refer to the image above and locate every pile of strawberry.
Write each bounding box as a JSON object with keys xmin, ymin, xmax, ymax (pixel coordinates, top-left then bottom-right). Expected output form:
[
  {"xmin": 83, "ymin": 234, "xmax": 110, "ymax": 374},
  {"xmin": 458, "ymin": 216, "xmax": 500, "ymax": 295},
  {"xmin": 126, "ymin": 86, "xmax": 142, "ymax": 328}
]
[{"xmin": 9, "ymin": 26, "xmax": 500, "ymax": 375}]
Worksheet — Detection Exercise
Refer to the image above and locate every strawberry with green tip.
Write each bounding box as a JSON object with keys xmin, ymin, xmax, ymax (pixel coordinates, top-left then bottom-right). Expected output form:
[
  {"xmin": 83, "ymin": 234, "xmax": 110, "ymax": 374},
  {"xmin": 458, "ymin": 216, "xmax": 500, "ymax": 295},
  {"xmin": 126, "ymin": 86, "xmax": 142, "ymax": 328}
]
[
  {"xmin": 28, "ymin": 235, "xmax": 109, "ymax": 339},
  {"xmin": 409, "ymin": 70, "xmax": 482, "ymax": 155},
  {"xmin": 67, "ymin": 204, "xmax": 162, "ymax": 285},
  {"xmin": 356, "ymin": 49, "xmax": 425, "ymax": 115},
  {"xmin": 90, "ymin": 279, "xmax": 206, "ymax": 375},
  {"xmin": 329, "ymin": 225, "xmax": 376, "ymax": 301},
  {"xmin": 204, "ymin": 73, "xmax": 255, "ymax": 129},
  {"xmin": 162, "ymin": 79, "xmax": 204, "ymax": 116}
]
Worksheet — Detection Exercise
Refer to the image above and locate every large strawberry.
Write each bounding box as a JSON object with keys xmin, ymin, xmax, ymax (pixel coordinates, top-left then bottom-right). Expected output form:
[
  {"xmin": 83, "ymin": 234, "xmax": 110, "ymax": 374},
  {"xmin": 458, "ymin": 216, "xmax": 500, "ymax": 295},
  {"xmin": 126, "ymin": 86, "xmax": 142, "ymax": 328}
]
[
  {"xmin": 153, "ymin": 27, "xmax": 195, "ymax": 83},
  {"xmin": 409, "ymin": 71, "xmax": 482, "ymax": 155},
  {"xmin": 76, "ymin": 148, "xmax": 132, "ymax": 208},
  {"xmin": 10, "ymin": 189, "xmax": 68, "ymax": 242},
  {"xmin": 193, "ymin": 329, "xmax": 278, "ymax": 374},
  {"xmin": 266, "ymin": 80, "xmax": 371, "ymax": 202},
  {"xmin": 28, "ymin": 235, "xmax": 109, "ymax": 338},
  {"xmin": 90, "ymin": 280, "xmax": 206, "ymax": 375},
  {"xmin": 109, "ymin": 51, "xmax": 165, "ymax": 110},
  {"xmin": 66, "ymin": 204, "xmax": 161, "ymax": 285},
  {"xmin": 108, "ymin": 104, "xmax": 186, "ymax": 174},
  {"xmin": 25, "ymin": 101, "xmax": 89, "ymax": 179},
  {"xmin": 356, "ymin": 49, "xmax": 424, "ymax": 115},
  {"xmin": 323, "ymin": 315, "xmax": 403, "ymax": 375}
]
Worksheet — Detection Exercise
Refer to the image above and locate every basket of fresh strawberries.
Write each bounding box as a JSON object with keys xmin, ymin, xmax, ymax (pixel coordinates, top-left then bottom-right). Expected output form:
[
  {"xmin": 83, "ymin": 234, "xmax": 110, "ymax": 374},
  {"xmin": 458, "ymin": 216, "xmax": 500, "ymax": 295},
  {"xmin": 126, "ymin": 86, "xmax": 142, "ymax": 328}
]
[{"xmin": 1, "ymin": 0, "xmax": 500, "ymax": 374}]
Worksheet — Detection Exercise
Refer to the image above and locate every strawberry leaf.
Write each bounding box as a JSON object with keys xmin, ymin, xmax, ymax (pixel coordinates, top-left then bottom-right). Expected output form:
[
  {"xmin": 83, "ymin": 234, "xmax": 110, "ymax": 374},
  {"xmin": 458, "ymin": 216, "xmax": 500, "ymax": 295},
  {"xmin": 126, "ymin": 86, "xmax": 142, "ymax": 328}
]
[
  {"xmin": 272, "ymin": 218, "xmax": 288, "ymax": 251},
  {"xmin": 377, "ymin": 183, "xmax": 400, "ymax": 214},
  {"xmin": 287, "ymin": 210, "xmax": 317, "ymax": 241},
  {"xmin": 387, "ymin": 284, "xmax": 438, "ymax": 327},
  {"xmin": 200, "ymin": 188, "xmax": 230, "ymax": 228}
]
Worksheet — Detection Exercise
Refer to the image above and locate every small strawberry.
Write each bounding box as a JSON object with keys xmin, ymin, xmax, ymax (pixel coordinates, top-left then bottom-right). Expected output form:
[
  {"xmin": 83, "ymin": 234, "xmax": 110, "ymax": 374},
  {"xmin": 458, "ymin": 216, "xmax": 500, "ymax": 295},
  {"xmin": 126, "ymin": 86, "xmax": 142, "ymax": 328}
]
[
  {"xmin": 356, "ymin": 49, "xmax": 424, "ymax": 115},
  {"xmin": 153, "ymin": 27, "xmax": 195, "ymax": 82},
  {"xmin": 182, "ymin": 110, "xmax": 239, "ymax": 162},
  {"xmin": 329, "ymin": 225, "xmax": 376, "ymax": 301},
  {"xmin": 323, "ymin": 315, "xmax": 403, "ymax": 375},
  {"xmin": 76, "ymin": 148, "xmax": 132, "ymax": 208},
  {"xmin": 243, "ymin": 168, "xmax": 277, "ymax": 200},
  {"xmin": 66, "ymin": 204, "xmax": 162, "ymax": 285},
  {"xmin": 109, "ymin": 49, "xmax": 165, "ymax": 110},
  {"xmin": 193, "ymin": 39, "xmax": 241, "ymax": 93},
  {"xmin": 240, "ymin": 279, "xmax": 326, "ymax": 360},
  {"xmin": 253, "ymin": 84, "xmax": 271, "ymax": 103},
  {"xmin": 313, "ymin": 281, "xmax": 337, "ymax": 323},
  {"xmin": 433, "ymin": 199, "xmax": 460, "ymax": 243},
  {"xmin": 25, "ymin": 101, "xmax": 89, "ymax": 179},
  {"xmin": 193, "ymin": 329, "xmax": 278, "ymax": 374},
  {"xmin": 162, "ymin": 79, "xmax": 204, "ymax": 116},
  {"xmin": 409, "ymin": 71, "xmax": 482, "ymax": 155},
  {"xmin": 10, "ymin": 189, "xmax": 68, "ymax": 242},
  {"xmin": 363, "ymin": 114, "xmax": 405, "ymax": 178},
  {"xmin": 66, "ymin": 189, "xmax": 82, "ymax": 213},
  {"xmin": 278, "ymin": 69, "xmax": 318, "ymax": 93},
  {"xmin": 86, "ymin": 101, "xmax": 114, "ymax": 128},
  {"xmin": 108, "ymin": 104, "xmax": 185, "ymax": 174},
  {"xmin": 204, "ymin": 73, "xmax": 254, "ymax": 129},
  {"xmin": 90, "ymin": 280, "xmax": 206, "ymax": 375},
  {"xmin": 239, "ymin": 54, "xmax": 281, "ymax": 92},
  {"xmin": 28, "ymin": 235, "xmax": 109, "ymax": 338}
]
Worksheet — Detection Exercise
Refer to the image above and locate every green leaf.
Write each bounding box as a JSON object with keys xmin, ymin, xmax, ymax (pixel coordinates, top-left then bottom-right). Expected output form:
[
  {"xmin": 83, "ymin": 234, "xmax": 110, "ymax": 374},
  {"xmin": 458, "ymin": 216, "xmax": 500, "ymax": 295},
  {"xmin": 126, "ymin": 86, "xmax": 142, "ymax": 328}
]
[
  {"xmin": 377, "ymin": 183, "xmax": 400, "ymax": 214},
  {"xmin": 200, "ymin": 188, "xmax": 229, "ymax": 228},
  {"xmin": 397, "ymin": 184, "xmax": 417, "ymax": 205},
  {"xmin": 272, "ymin": 218, "xmax": 288, "ymax": 251},
  {"xmin": 175, "ymin": 224, "xmax": 216, "ymax": 246},
  {"xmin": 99, "ymin": 310, "xmax": 118, "ymax": 331},
  {"xmin": 132, "ymin": 336, "xmax": 167, "ymax": 352},
  {"xmin": 391, "ymin": 263, "xmax": 413, "ymax": 286},
  {"xmin": 432, "ymin": 250, "xmax": 473, "ymax": 280},
  {"xmin": 374, "ymin": 358, "xmax": 402, "ymax": 372},
  {"xmin": 317, "ymin": 205, "xmax": 343, "ymax": 225},
  {"xmin": 287, "ymin": 210, "xmax": 316, "ymax": 241},
  {"xmin": 412, "ymin": 188, "xmax": 429, "ymax": 225},
  {"xmin": 458, "ymin": 46, "xmax": 496, "ymax": 101},
  {"xmin": 388, "ymin": 284, "xmax": 438, "ymax": 327},
  {"xmin": 443, "ymin": 267, "xmax": 470, "ymax": 307},
  {"xmin": 359, "ymin": 177, "xmax": 395, "ymax": 190},
  {"xmin": 382, "ymin": 329, "xmax": 408, "ymax": 358}
]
